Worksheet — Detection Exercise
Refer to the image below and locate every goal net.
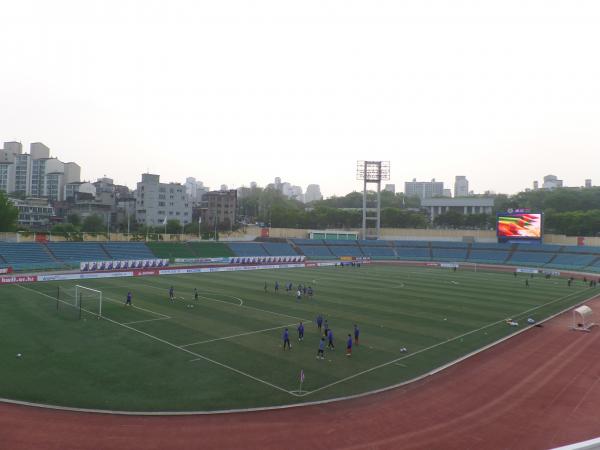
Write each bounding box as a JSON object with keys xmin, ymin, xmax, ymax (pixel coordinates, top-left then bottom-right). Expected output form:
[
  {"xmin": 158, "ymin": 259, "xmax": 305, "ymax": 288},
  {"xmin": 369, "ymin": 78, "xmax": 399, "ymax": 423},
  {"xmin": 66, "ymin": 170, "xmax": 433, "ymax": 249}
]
[{"xmin": 60, "ymin": 285, "xmax": 103, "ymax": 319}]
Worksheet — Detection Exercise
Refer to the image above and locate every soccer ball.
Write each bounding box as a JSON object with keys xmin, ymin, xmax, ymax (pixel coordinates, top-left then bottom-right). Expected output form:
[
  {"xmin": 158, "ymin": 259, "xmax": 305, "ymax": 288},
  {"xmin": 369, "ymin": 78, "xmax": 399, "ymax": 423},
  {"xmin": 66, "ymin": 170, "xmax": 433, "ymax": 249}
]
[{"xmin": 16, "ymin": 353, "xmax": 22, "ymax": 358}]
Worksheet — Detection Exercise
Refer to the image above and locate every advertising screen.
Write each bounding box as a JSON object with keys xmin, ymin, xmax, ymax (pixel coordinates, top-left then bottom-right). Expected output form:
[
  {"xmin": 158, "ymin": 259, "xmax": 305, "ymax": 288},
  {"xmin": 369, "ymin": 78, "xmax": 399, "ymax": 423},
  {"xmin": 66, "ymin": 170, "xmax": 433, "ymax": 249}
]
[{"xmin": 497, "ymin": 213, "xmax": 542, "ymax": 242}]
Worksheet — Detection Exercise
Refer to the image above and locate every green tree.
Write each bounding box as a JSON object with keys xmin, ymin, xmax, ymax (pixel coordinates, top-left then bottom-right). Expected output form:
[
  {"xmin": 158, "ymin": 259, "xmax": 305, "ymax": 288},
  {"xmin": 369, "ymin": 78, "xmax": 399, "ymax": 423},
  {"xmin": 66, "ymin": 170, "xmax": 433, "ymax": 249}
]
[
  {"xmin": 67, "ymin": 213, "xmax": 81, "ymax": 227},
  {"xmin": 81, "ymin": 214, "xmax": 105, "ymax": 232},
  {"xmin": 0, "ymin": 193, "xmax": 19, "ymax": 231},
  {"xmin": 434, "ymin": 210, "xmax": 465, "ymax": 228},
  {"xmin": 165, "ymin": 219, "xmax": 182, "ymax": 234}
]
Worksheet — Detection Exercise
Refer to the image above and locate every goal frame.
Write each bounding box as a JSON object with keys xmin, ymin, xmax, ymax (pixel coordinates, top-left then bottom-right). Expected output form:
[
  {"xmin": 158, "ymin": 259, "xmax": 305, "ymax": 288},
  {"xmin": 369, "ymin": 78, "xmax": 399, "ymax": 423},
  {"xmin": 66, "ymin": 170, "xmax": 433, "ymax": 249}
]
[{"xmin": 75, "ymin": 285, "xmax": 103, "ymax": 318}]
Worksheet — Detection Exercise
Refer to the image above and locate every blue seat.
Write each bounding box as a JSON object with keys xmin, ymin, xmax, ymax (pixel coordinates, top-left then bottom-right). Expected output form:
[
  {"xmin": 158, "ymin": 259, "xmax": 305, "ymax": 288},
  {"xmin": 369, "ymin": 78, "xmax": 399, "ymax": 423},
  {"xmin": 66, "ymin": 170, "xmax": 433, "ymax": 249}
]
[
  {"xmin": 227, "ymin": 243, "xmax": 269, "ymax": 256},
  {"xmin": 396, "ymin": 247, "xmax": 430, "ymax": 259},
  {"xmin": 102, "ymin": 242, "xmax": 155, "ymax": 260},
  {"xmin": 46, "ymin": 242, "xmax": 110, "ymax": 264},
  {"xmin": 262, "ymin": 242, "xmax": 299, "ymax": 256},
  {"xmin": 298, "ymin": 245, "xmax": 333, "ymax": 257}
]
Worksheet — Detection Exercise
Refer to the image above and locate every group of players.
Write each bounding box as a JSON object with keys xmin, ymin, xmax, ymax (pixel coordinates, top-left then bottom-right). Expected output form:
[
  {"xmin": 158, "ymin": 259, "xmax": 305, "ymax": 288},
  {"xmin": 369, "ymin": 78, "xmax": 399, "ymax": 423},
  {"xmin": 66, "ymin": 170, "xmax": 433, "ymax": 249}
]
[
  {"xmin": 265, "ymin": 280, "xmax": 314, "ymax": 301},
  {"xmin": 282, "ymin": 317, "xmax": 360, "ymax": 359},
  {"xmin": 125, "ymin": 283, "xmax": 361, "ymax": 360}
]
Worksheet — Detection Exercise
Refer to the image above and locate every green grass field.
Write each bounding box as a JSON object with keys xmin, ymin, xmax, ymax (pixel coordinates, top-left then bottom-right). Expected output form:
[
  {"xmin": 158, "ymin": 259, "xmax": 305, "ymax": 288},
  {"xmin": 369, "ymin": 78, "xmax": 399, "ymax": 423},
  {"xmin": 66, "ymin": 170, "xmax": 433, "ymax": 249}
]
[{"xmin": 1, "ymin": 264, "xmax": 597, "ymax": 412}]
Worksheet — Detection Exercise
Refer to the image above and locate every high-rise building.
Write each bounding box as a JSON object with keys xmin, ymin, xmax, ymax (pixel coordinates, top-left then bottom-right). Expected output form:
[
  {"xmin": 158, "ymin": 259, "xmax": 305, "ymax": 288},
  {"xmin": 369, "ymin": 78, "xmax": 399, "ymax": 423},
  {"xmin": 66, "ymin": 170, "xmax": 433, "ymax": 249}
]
[
  {"xmin": 454, "ymin": 176, "xmax": 469, "ymax": 197},
  {"xmin": 135, "ymin": 173, "xmax": 192, "ymax": 227},
  {"xmin": 305, "ymin": 184, "xmax": 323, "ymax": 203},
  {"xmin": 1, "ymin": 142, "xmax": 81, "ymax": 200},
  {"xmin": 404, "ymin": 178, "xmax": 444, "ymax": 200},
  {"xmin": 542, "ymin": 174, "xmax": 563, "ymax": 190},
  {"xmin": 384, "ymin": 184, "xmax": 396, "ymax": 194},
  {"xmin": 185, "ymin": 177, "xmax": 209, "ymax": 203},
  {"xmin": 533, "ymin": 180, "xmax": 539, "ymax": 190},
  {"xmin": 585, "ymin": 179, "xmax": 592, "ymax": 188}
]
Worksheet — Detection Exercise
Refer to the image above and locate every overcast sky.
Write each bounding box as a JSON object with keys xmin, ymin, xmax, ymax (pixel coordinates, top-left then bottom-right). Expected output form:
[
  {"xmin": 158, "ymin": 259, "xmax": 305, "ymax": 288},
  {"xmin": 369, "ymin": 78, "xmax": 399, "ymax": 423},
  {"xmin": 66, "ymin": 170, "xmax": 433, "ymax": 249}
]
[{"xmin": 1, "ymin": 0, "xmax": 599, "ymax": 197}]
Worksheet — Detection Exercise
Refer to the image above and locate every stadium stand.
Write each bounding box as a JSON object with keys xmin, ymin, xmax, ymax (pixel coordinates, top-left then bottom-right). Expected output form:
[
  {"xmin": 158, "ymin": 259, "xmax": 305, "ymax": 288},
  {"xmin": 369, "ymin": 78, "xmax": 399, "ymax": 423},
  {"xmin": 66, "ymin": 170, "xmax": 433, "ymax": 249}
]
[
  {"xmin": 102, "ymin": 242, "xmax": 155, "ymax": 260},
  {"xmin": 357, "ymin": 239, "xmax": 391, "ymax": 247},
  {"xmin": 507, "ymin": 251, "xmax": 554, "ymax": 265},
  {"xmin": 6, "ymin": 236, "xmax": 600, "ymax": 272},
  {"xmin": 430, "ymin": 241, "xmax": 469, "ymax": 248},
  {"xmin": 545, "ymin": 254, "xmax": 598, "ymax": 269},
  {"xmin": 290, "ymin": 239, "xmax": 323, "ymax": 245},
  {"xmin": 297, "ymin": 245, "xmax": 334, "ymax": 258},
  {"xmin": 323, "ymin": 239, "xmax": 358, "ymax": 246},
  {"xmin": 431, "ymin": 248, "xmax": 468, "ymax": 261},
  {"xmin": 468, "ymin": 250, "xmax": 510, "ymax": 264},
  {"xmin": 393, "ymin": 240, "xmax": 430, "ymax": 248},
  {"xmin": 359, "ymin": 246, "xmax": 396, "ymax": 259},
  {"xmin": 261, "ymin": 242, "xmax": 299, "ymax": 256},
  {"xmin": 470, "ymin": 242, "xmax": 513, "ymax": 251},
  {"xmin": 227, "ymin": 242, "xmax": 269, "ymax": 256},
  {"xmin": 0, "ymin": 242, "xmax": 61, "ymax": 270},
  {"xmin": 396, "ymin": 247, "xmax": 430, "ymax": 260},
  {"xmin": 587, "ymin": 258, "xmax": 600, "ymax": 272},
  {"xmin": 515, "ymin": 243, "xmax": 563, "ymax": 252},
  {"xmin": 559, "ymin": 245, "xmax": 600, "ymax": 254},
  {"xmin": 46, "ymin": 242, "xmax": 110, "ymax": 265},
  {"xmin": 328, "ymin": 245, "xmax": 364, "ymax": 257}
]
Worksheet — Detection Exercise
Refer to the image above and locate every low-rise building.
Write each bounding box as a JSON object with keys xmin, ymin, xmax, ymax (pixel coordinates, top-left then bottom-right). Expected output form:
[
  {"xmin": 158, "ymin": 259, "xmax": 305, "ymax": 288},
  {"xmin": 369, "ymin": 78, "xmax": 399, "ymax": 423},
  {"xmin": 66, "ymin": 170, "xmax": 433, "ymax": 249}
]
[
  {"xmin": 135, "ymin": 173, "xmax": 192, "ymax": 227},
  {"xmin": 420, "ymin": 197, "xmax": 495, "ymax": 221},
  {"xmin": 9, "ymin": 197, "xmax": 55, "ymax": 227},
  {"xmin": 201, "ymin": 189, "xmax": 237, "ymax": 229}
]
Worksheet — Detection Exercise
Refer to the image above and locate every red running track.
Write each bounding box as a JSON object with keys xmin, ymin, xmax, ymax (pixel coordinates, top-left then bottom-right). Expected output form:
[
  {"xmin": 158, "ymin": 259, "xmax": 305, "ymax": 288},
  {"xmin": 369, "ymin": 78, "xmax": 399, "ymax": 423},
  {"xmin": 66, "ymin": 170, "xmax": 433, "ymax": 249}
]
[{"xmin": 2, "ymin": 299, "xmax": 600, "ymax": 450}]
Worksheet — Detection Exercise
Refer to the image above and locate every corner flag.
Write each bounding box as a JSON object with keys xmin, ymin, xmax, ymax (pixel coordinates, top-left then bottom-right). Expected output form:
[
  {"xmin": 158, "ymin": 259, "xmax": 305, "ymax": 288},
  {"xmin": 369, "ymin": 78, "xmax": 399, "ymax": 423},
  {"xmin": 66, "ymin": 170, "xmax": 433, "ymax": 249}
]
[{"xmin": 300, "ymin": 369, "xmax": 305, "ymax": 383}]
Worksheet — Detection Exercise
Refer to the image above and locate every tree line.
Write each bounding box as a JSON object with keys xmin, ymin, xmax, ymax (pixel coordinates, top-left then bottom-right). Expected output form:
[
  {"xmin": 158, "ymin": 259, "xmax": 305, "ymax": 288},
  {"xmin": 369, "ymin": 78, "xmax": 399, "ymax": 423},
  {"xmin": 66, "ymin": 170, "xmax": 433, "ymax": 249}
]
[{"xmin": 2, "ymin": 187, "xmax": 600, "ymax": 236}]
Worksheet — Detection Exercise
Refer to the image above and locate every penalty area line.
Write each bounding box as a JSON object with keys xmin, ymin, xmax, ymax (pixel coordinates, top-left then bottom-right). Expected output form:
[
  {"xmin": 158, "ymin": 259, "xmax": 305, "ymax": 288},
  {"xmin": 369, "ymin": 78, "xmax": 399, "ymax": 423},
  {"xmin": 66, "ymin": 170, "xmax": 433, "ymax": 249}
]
[
  {"xmin": 18, "ymin": 284, "xmax": 301, "ymax": 398},
  {"xmin": 138, "ymin": 280, "xmax": 307, "ymax": 322},
  {"xmin": 182, "ymin": 321, "xmax": 310, "ymax": 348},
  {"xmin": 122, "ymin": 317, "xmax": 172, "ymax": 326},
  {"xmin": 298, "ymin": 288, "xmax": 591, "ymax": 397}
]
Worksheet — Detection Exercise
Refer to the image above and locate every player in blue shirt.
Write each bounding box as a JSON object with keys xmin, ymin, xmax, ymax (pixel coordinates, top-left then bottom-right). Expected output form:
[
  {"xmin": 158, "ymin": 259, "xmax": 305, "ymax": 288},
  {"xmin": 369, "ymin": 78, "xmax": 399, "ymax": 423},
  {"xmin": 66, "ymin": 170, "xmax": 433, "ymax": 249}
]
[
  {"xmin": 297, "ymin": 321, "xmax": 304, "ymax": 341},
  {"xmin": 316, "ymin": 337, "xmax": 325, "ymax": 360},
  {"xmin": 316, "ymin": 314, "xmax": 323, "ymax": 333},
  {"xmin": 169, "ymin": 286, "xmax": 174, "ymax": 303},
  {"xmin": 327, "ymin": 329, "xmax": 335, "ymax": 350},
  {"xmin": 125, "ymin": 291, "xmax": 132, "ymax": 306},
  {"xmin": 354, "ymin": 324, "xmax": 360, "ymax": 346},
  {"xmin": 282, "ymin": 328, "xmax": 291, "ymax": 350},
  {"xmin": 346, "ymin": 334, "xmax": 353, "ymax": 357},
  {"xmin": 323, "ymin": 319, "xmax": 329, "ymax": 337},
  {"xmin": 275, "ymin": 281, "xmax": 279, "ymax": 293}
]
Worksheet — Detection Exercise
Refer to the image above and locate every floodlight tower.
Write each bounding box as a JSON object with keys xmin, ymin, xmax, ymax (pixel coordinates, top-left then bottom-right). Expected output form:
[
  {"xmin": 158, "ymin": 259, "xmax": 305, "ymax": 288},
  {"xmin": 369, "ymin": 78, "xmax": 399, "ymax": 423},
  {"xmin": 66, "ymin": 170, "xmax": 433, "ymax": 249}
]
[{"xmin": 356, "ymin": 161, "xmax": 390, "ymax": 240}]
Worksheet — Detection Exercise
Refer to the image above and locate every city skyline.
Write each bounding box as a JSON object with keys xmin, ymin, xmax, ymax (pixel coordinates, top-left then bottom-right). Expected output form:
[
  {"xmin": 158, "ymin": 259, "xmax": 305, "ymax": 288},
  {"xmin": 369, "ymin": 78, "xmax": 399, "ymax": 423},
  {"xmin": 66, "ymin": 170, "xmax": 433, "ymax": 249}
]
[
  {"xmin": 2, "ymin": 139, "xmax": 596, "ymax": 199},
  {"xmin": 2, "ymin": 2, "xmax": 600, "ymax": 198}
]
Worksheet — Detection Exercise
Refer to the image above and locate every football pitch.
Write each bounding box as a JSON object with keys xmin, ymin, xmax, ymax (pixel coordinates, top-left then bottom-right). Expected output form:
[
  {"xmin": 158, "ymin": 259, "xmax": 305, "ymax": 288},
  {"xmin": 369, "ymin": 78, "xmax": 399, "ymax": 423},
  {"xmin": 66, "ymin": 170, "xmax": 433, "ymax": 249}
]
[{"xmin": 1, "ymin": 264, "xmax": 597, "ymax": 412}]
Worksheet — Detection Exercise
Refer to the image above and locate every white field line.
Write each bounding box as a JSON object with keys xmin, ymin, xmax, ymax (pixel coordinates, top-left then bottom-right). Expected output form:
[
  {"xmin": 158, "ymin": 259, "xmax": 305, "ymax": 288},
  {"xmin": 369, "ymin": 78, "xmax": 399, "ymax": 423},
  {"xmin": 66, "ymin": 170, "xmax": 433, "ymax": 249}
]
[
  {"xmin": 100, "ymin": 293, "xmax": 171, "ymax": 319},
  {"xmin": 197, "ymin": 293, "xmax": 243, "ymax": 306},
  {"xmin": 181, "ymin": 322, "xmax": 303, "ymax": 348},
  {"xmin": 122, "ymin": 317, "xmax": 172, "ymax": 326},
  {"xmin": 65, "ymin": 282, "xmax": 171, "ymax": 319},
  {"xmin": 137, "ymin": 281, "xmax": 307, "ymax": 322},
  {"xmin": 298, "ymin": 287, "xmax": 590, "ymax": 397},
  {"xmin": 18, "ymin": 284, "xmax": 300, "ymax": 397}
]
